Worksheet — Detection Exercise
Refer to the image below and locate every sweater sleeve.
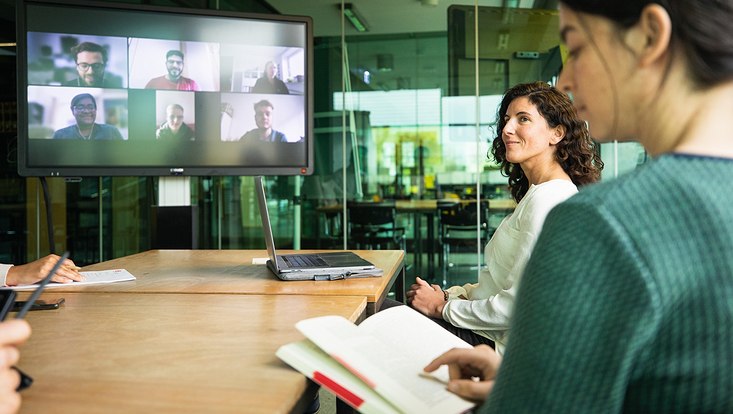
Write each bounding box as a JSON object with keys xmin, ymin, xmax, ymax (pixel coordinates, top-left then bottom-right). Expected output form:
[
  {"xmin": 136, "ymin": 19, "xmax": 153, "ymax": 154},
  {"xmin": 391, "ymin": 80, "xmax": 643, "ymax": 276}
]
[{"xmin": 481, "ymin": 198, "xmax": 660, "ymax": 413}]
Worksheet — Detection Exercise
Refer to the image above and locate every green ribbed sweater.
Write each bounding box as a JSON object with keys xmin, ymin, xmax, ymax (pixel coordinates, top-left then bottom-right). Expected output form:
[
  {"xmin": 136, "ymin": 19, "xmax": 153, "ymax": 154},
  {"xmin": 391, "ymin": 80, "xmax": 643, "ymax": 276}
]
[{"xmin": 482, "ymin": 154, "xmax": 733, "ymax": 413}]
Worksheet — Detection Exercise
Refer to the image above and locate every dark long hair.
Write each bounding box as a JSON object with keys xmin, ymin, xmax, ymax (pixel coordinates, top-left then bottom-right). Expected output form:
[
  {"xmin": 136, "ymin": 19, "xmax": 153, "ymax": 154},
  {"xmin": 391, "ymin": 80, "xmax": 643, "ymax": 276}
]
[
  {"xmin": 491, "ymin": 81, "xmax": 603, "ymax": 203},
  {"xmin": 560, "ymin": 0, "xmax": 733, "ymax": 88}
]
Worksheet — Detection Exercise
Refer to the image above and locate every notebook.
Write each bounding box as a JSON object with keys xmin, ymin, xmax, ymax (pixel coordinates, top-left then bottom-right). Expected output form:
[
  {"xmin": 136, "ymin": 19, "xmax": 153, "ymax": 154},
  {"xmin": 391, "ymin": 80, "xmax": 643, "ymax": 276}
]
[{"xmin": 254, "ymin": 176, "xmax": 381, "ymax": 281}]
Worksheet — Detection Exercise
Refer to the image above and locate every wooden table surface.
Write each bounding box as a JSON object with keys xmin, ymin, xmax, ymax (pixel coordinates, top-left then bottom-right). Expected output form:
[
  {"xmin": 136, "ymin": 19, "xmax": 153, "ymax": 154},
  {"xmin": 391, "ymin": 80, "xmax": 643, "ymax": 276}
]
[
  {"xmin": 48, "ymin": 249, "xmax": 404, "ymax": 315},
  {"xmin": 394, "ymin": 198, "xmax": 516, "ymax": 211},
  {"xmin": 318, "ymin": 198, "xmax": 516, "ymax": 213},
  {"xmin": 17, "ymin": 292, "xmax": 367, "ymax": 414}
]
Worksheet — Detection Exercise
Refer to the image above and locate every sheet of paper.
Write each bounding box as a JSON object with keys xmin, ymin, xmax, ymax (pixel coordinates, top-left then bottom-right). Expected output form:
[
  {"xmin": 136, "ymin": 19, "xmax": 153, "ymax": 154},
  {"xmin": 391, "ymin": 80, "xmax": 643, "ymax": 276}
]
[{"xmin": 10, "ymin": 269, "xmax": 136, "ymax": 290}]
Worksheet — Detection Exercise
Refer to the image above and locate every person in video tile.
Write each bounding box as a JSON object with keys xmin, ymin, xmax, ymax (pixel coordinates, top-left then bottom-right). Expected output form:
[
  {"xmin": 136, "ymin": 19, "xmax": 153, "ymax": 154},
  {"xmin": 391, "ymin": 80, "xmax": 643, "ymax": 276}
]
[
  {"xmin": 239, "ymin": 99, "xmax": 288, "ymax": 142},
  {"xmin": 251, "ymin": 61, "xmax": 290, "ymax": 94},
  {"xmin": 145, "ymin": 50, "xmax": 199, "ymax": 91},
  {"xmin": 52, "ymin": 93, "xmax": 123, "ymax": 140},
  {"xmin": 156, "ymin": 103, "xmax": 195, "ymax": 141},
  {"xmin": 63, "ymin": 41, "xmax": 123, "ymax": 88}
]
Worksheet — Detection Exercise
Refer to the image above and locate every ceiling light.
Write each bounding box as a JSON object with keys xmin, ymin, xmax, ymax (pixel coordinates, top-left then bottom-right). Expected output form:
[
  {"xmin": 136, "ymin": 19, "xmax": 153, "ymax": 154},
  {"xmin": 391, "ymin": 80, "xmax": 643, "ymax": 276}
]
[{"xmin": 342, "ymin": 3, "xmax": 369, "ymax": 32}]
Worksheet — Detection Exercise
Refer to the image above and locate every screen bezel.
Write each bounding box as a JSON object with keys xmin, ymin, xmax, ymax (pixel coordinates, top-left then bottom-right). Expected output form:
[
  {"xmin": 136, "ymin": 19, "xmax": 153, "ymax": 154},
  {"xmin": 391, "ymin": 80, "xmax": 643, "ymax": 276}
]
[{"xmin": 16, "ymin": 0, "xmax": 314, "ymax": 177}]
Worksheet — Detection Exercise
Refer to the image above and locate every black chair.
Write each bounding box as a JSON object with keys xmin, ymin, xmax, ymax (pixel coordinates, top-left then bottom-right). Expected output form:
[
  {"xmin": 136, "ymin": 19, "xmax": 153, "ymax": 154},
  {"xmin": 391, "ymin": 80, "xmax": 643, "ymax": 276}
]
[
  {"xmin": 346, "ymin": 201, "xmax": 406, "ymax": 251},
  {"xmin": 437, "ymin": 200, "xmax": 490, "ymax": 286}
]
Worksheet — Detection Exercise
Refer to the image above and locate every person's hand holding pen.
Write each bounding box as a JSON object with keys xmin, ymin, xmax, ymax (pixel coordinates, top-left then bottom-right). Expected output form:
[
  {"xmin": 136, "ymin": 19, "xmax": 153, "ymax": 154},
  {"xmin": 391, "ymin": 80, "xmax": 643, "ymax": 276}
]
[
  {"xmin": 0, "ymin": 320, "xmax": 31, "ymax": 414},
  {"xmin": 406, "ymin": 276, "xmax": 447, "ymax": 318},
  {"xmin": 5, "ymin": 254, "xmax": 83, "ymax": 287}
]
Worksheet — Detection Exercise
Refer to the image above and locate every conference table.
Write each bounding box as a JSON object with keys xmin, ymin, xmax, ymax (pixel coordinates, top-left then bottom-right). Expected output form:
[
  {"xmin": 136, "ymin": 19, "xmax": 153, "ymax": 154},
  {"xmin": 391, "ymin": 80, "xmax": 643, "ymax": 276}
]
[
  {"xmin": 59, "ymin": 249, "xmax": 405, "ymax": 315},
  {"xmin": 13, "ymin": 248, "xmax": 406, "ymax": 412},
  {"xmin": 17, "ymin": 292, "xmax": 367, "ymax": 414}
]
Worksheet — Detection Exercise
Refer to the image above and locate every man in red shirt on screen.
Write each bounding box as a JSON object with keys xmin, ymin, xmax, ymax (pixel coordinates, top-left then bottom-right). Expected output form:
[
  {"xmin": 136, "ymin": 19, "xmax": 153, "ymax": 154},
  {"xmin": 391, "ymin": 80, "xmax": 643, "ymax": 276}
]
[{"xmin": 145, "ymin": 50, "xmax": 199, "ymax": 91}]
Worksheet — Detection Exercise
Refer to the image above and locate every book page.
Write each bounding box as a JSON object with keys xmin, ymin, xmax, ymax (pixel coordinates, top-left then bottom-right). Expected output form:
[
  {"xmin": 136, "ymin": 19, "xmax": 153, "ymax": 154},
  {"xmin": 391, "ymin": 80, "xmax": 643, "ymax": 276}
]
[
  {"xmin": 296, "ymin": 306, "xmax": 475, "ymax": 414},
  {"xmin": 276, "ymin": 340, "xmax": 401, "ymax": 414},
  {"xmin": 10, "ymin": 269, "xmax": 136, "ymax": 290}
]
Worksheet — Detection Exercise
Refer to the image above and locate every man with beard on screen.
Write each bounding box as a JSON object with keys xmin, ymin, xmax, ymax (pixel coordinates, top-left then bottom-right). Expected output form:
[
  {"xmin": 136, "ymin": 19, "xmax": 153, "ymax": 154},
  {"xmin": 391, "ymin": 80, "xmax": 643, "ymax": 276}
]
[
  {"xmin": 63, "ymin": 41, "xmax": 123, "ymax": 88},
  {"xmin": 145, "ymin": 50, "xmax": 199, "ymax": 91}
]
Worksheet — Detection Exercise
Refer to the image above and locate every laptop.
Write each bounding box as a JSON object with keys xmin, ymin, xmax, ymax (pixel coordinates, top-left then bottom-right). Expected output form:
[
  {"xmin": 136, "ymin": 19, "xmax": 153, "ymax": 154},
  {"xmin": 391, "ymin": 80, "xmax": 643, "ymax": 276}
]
[{"xmin": 254, "ymin": 176, "xmax": 381, "ymax": 281}]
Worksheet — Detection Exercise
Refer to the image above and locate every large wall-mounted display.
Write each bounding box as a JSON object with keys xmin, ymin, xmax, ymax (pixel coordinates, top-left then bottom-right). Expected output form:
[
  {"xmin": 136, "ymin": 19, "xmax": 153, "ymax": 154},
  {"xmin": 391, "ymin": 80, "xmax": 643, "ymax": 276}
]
[{"xmin": 17, "ymin": 0, "xmax": 313, "ymax": 176}]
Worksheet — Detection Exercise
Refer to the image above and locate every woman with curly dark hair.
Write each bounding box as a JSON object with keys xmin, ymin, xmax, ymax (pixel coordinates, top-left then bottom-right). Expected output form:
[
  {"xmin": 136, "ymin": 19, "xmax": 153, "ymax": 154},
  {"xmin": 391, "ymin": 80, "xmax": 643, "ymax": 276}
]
[
  {"xmin": 492, "ymin": 81, "xmax": 602, "ymax": 203},
  {"xmin": 427, "ymin": 1, "xmax": 733, "ymax": 410},
  {"xmin": 408, "ymin": 81, "xmax": 602, "ymax": 354}
]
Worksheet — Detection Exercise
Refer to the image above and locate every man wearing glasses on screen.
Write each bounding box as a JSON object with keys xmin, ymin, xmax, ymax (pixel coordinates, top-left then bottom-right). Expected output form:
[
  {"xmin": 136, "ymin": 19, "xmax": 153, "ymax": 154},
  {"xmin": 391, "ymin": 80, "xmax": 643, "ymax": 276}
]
[
  {"xmin": 145, "ymin": 50, "xmax": 200, "ymax": 91},
  {"xmin": 52, "ymin": 94, "xmax": 123, "ymax": 140},
  {"xmin": 156, "ymin": 104, "xmax": 195, "ymax": 142},
  {"xmin": 63, "ymin": 42, "xmax": 122, "ymax": 88}
]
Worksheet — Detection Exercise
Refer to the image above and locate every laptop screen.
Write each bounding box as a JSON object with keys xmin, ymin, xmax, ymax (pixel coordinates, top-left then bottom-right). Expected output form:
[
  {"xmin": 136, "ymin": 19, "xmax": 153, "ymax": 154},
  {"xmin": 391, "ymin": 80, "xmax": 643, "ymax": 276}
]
[{"xmin": 254, "ymin": 176, "xmax": 280, "ymax": 270}]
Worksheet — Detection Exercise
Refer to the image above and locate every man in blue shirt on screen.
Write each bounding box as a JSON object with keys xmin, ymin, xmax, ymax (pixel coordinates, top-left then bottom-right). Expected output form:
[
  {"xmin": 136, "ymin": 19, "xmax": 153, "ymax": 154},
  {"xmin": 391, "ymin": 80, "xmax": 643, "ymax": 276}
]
[
  {"xmin": 52, "ymin": 94, "xmax": 123, "ymax": 140},
  {"xmin": 239, "ymin": 99, "xmax": 288, "ymax": 143}
]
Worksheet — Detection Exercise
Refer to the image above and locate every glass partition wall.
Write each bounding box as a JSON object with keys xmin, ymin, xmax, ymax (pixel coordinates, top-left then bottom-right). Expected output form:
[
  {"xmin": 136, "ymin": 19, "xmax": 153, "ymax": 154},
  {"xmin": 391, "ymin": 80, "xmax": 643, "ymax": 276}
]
[{"xmin": 1, "ymin": 0, "xmax": 646, "ymax": 289}]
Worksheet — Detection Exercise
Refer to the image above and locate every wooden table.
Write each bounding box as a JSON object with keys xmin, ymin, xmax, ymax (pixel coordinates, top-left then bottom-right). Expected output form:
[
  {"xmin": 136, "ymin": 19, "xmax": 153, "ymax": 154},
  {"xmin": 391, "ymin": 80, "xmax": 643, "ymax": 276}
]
[
  {"xmin": 319, "ymin": 198, "xmax": 516, "ymax": 214},
  {"xmin": 50, "ymin": 249, "xmax": 404, "ymax": 315},
  {"xmin": 18, "ymin": 292, "xmax": 367, "ymax": 414}
]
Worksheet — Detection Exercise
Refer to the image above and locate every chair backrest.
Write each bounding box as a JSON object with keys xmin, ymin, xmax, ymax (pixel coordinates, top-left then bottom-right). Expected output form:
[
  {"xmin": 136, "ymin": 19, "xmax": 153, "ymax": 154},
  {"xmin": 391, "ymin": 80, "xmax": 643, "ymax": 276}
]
[
  {"xmin": 438, "ymin": 200, "xmax": 489, "ymax": 227},
  {"xmin": 347, "ymin": 201, "xmax": 397, "ymax": 227},
  {"xmin": 346, "ymin": 201, "xmax": 405, "ymax": 250}
]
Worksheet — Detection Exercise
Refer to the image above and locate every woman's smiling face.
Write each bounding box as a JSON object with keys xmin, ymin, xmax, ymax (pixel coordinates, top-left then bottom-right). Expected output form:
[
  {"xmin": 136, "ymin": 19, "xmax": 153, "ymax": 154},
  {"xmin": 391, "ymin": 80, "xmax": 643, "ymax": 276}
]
[{"xmin": 502, "ymin": 96, "xmax": 563, "ymax": 168}]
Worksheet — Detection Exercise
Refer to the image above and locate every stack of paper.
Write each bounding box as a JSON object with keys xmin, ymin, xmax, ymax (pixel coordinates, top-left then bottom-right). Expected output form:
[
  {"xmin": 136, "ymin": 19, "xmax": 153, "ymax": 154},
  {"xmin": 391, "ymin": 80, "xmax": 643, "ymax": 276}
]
[{"xmin": 10, "ymin": 269, "xmax": 136, "ymax": 290}]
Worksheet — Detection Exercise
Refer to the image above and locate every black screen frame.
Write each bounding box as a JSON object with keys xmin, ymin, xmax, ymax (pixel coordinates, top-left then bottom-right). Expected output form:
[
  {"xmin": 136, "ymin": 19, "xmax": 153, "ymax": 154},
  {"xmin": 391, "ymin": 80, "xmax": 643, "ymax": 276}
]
[{"xmin": 16, "ymin": 0, "xmax": 314, "ymax": 177}]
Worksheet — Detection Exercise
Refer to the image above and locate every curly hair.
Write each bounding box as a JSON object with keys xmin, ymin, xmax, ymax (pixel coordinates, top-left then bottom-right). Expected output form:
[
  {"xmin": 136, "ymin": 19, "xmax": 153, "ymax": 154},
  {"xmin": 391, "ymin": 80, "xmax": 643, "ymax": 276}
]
[{"xmin": 491, "ymin": 81, "xmax": 603, "ymax": 203}]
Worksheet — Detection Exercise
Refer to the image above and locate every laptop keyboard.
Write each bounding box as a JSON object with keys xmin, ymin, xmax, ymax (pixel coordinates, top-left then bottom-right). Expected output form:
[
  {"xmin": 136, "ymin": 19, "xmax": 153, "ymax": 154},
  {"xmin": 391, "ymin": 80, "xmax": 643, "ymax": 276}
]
[{"xmin": 283, "ymin": 254, "xmax": 328, "ymax": 268}]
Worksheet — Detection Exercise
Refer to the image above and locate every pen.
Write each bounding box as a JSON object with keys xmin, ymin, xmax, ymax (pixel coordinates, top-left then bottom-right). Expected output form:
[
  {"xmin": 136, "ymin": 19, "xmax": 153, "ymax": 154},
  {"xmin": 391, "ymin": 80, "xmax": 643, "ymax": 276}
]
[
  {"xmin": 12, "ymin": 366, "xmax": 33, "ymax": 391},
  {"xmin": 16, "ymin": 251, "xmax": 69, "ymax": 319},
  {"xmin": 10, "ymin": 252, "xmax": 69, "ymax": 392}
]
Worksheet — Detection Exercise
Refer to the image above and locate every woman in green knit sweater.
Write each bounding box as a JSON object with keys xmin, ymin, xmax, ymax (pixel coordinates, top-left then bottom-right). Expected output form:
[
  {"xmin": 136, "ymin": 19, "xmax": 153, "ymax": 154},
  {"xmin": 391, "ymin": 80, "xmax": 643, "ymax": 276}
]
[{"xmin": 425, "ymin": 1, "xmax": 733, "ymax": 412}]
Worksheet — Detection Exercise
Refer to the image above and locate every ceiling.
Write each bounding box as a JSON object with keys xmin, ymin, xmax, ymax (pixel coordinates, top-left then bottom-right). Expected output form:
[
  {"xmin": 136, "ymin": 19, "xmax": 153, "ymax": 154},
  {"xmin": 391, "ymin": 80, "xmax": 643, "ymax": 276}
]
[
  {"xmin": 0, "ymin": 0, "xmax": 561, "ymax": 94},
  {"xmin": 0, "ymin": 0, "xmax": 555, "ymax": 41},
  {"xmin": 263, "ymin": 0, "xmax": 560, "ymax": 94},
  {"xmin": 266, "ymin": 0, "xmax": 544, "ymax": 37}
]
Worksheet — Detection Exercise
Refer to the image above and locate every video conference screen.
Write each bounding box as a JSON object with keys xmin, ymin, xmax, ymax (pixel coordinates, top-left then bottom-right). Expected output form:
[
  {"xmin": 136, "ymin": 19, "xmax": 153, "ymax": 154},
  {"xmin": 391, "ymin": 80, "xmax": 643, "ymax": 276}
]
[{"xmin": 17, "ymin": 0, "xmax": 313, "ymax": 176}]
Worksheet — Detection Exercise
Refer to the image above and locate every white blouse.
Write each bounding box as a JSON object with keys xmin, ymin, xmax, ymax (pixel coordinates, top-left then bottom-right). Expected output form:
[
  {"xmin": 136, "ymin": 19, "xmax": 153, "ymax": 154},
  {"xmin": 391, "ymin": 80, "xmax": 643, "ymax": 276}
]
[{"xmin": 441, "ymin": 179, "xmax": 578, "ymax": 354}]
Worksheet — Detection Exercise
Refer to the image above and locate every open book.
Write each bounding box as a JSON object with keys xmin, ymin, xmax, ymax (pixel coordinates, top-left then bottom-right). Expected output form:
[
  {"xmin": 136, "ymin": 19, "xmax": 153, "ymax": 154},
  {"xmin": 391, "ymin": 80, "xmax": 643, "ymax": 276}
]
[{"xmin": 276, "ymin": 306, "xmax": 476, "ymax": 414}]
